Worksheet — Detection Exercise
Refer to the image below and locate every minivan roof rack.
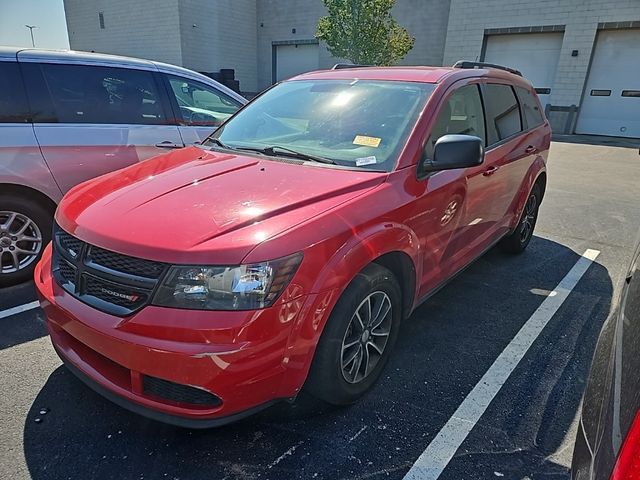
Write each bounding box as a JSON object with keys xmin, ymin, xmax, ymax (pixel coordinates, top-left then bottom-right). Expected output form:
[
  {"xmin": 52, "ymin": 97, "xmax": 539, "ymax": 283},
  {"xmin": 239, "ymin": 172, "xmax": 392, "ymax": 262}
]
[
  {"xmin": 453, "ymin": 61, "xmax": 522, "ymax": 77},
  {"xmin": 331, "ymin": 63, "xmax": 372, "ymax": 70}
]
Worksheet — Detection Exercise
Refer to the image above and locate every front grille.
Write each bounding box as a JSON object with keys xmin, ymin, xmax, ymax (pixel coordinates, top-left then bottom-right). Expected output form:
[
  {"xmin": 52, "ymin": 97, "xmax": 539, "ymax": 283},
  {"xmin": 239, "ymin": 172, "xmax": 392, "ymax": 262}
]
[
  {"xmin": 84, "ymin": 275, "xmax": 149, "ymax": 310},
  {"xmin": 88, "ymin": 246, "xmax": 166, "ymax": 279},
  {"xmin": 57, "ymin": 257, "xmax": 76, "ymax": 284},
  {"xmin": 143, "ymin": 375, "xmax": 222, "ymax": 407},
  {"xmin": 57, "ymin": 231, "xmax": 83, "ymax": 259},
  {"xmin": 52, "ymin": 224, "xmax": 168, "ymax": 316}
]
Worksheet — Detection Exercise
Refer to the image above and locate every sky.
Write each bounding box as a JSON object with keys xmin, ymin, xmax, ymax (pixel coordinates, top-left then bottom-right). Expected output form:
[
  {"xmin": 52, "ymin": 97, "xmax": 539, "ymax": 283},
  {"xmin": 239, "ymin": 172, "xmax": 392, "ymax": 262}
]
[{"xmin": 0, "ymin": 0, "xmax": 69, "ymax": 49}]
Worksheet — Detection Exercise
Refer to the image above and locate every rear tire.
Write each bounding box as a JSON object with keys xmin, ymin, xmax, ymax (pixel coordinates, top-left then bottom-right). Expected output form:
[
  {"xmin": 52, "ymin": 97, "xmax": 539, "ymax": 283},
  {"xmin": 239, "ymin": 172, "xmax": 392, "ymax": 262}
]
[
  {"xmin": 499, "ymin": 183, "xmax": 541, "ymax": 254},
  {"xmin": 0, "ymin": 196, "xmax": 53, "ymax": 287},
  {"xmin": 305, "ymin": 263, "xmax": 402, "ymax": 405}
]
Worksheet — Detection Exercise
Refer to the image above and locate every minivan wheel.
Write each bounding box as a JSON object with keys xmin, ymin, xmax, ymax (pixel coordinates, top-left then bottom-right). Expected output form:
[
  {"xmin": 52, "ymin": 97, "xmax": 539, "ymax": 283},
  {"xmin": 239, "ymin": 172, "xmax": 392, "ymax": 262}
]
[
  {"xmin": 499, "ymin": 183, "xmax": 541, "ymax": 254},
  {"xmin": 0, "ymin": 196, "xmax": 52, "ymax": 286},
  {"xmin": 305, "ymin": 263, "xmax": 401, "ymax": 405}
]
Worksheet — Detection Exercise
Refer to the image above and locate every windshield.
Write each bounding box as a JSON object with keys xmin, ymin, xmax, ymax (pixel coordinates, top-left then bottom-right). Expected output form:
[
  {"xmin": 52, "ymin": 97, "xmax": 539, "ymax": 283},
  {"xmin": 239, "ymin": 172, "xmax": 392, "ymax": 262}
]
[{"xmin": 206, "ymin": 79, "xmax": 436, "ymax": 172}]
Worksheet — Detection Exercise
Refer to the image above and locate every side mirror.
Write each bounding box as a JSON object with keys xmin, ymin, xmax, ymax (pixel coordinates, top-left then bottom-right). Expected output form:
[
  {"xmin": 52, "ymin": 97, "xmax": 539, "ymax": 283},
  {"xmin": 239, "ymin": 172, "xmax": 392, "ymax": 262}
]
[{"xmin": 422, "ymin": 134, "xmax": 484, "ymax": 173}]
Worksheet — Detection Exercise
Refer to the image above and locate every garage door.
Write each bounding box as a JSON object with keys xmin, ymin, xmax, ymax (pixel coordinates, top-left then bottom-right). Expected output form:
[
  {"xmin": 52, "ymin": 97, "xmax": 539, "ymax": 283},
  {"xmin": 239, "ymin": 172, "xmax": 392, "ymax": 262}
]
[
  {"xmin": 575, "ymin": 29, "xmax": 640, "ymax": 138},
  {"xmin": 484, "ymin": 32, "xmax": 563, "ymax": 108},
  {"xmin": 275, "ymin": 43, "xmax": 319, "ymax": 82}
]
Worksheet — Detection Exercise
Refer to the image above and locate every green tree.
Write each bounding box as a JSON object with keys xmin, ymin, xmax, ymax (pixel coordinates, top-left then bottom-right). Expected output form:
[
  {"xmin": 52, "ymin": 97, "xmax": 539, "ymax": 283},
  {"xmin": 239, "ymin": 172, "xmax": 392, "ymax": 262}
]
[{"xmin": 316, "ymin": 0, "xmax": 415, "ymax": 66}]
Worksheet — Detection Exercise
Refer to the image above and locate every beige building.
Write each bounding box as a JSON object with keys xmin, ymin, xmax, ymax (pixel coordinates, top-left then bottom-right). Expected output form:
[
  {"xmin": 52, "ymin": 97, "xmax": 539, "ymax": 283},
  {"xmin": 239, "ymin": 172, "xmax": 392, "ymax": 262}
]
[{"xmin": 64, "ymin": 0, "xmax": 640, "ymax": 136}]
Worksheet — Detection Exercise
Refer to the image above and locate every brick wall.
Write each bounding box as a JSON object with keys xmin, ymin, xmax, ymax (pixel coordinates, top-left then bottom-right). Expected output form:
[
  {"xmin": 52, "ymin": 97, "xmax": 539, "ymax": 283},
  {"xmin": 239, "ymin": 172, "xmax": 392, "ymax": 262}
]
[
  {"xmin": 444, "ymin": 0, "xmax": 640, "ymax": 108},
  {"xmin": 65, "ymin": 0, "xmax": 640, "ymax": 114}
]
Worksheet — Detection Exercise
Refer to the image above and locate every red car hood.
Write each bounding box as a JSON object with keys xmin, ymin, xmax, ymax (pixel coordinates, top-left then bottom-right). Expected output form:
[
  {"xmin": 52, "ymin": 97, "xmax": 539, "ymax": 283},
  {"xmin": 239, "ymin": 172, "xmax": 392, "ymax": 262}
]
[{"xmin": 57, "ymin": 147, "xmax": 385, "ymax": 264}]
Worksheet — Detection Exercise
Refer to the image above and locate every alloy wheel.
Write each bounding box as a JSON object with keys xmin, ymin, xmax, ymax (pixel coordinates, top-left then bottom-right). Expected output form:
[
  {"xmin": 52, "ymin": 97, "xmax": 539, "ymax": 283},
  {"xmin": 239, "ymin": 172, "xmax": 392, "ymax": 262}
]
[
  {"xmin": 0, "ymin": 211, "xmax": 43, "ymax": 274},
  {"xmin": 519, "ymin": 194, "xmax": 538, "ymax": 244},
  {"xmin": 340, "ymin": 291, "xmax": 393, "ymax": 384}
]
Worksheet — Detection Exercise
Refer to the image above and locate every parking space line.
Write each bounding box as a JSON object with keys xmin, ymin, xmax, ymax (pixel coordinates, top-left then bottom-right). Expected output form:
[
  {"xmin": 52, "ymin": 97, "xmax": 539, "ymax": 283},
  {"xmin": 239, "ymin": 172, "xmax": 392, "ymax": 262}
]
[
  {"xmin": 0, "ymin": 301, "xmax": 40, "ymax": 320},
  {"xmin": 403, "ymin": 248, "xmax": 600, "ymax": 480}
]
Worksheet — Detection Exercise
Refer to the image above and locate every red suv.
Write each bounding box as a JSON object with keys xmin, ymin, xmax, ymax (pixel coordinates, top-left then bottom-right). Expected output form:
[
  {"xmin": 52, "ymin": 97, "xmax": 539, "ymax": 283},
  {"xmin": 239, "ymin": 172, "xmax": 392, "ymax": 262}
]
[{"xmin": 35, "ymin": 62, "xmax": 550, "ymax": 427}]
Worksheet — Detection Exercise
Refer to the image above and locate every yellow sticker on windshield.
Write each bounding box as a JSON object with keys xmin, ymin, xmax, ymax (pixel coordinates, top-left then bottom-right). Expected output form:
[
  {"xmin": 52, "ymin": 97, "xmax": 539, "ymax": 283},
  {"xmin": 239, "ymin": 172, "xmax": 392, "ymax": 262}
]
[{"xmin": 353, "ymin": 135, "xmax": 382, "ymax": 148}]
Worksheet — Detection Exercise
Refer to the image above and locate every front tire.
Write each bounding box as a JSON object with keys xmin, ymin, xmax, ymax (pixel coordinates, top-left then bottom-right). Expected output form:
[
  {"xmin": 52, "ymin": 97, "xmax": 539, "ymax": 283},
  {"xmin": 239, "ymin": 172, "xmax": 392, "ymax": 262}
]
[
  {"xmin": 0, "ymin": 196, "xmax": 52, "ymax": 286},
  {"xmin": 499, "ymin": 183, "xmax": 541, "ymax": 254},
  {"xmin": 305, "ymin": 263, "xmax": 402, "ymax": 405}
]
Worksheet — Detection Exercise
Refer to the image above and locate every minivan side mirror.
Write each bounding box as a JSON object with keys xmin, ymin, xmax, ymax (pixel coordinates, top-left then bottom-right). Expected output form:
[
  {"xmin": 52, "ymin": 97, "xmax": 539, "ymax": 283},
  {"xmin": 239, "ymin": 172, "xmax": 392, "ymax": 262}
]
[{"xmin": 421, "ymin": 134, "xmax": 484, "ymax": 173}]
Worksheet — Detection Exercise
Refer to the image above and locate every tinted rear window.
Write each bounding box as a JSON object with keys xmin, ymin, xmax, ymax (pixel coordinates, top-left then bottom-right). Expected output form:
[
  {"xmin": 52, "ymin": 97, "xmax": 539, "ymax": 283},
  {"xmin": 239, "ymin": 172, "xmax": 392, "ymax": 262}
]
[
  {"xmin": 0, "ymin": 62, "xmax": 30, "ymax": 123},
  {"xmin": 31, "ymin": 63, "xmax": 167, "ymax": 125},
  {"xmin": 483, "ymin": 84, "xmax": 522, "ymax": 145},
  {"xmin": 515, "ymin": 86, "xmax": 544, "ymax": 129}
]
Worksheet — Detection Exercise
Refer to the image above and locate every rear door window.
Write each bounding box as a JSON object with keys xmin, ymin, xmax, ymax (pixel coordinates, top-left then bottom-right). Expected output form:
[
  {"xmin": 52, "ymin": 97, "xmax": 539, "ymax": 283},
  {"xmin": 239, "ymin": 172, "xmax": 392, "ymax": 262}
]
[
  {"xmin": 483, "ymin": 84, "xmax": 522, "ymax": 145},
  {"xmin": 35, "ymin": 63, "xmax": 167, "ymax": 124},
  {"xmin": 515, "ymin": 86, "xmax": 544, "ymax": 129},
  {"xmin": 0, "ymin": 62, "xmax": 30, "ymax": 123},
  {"xmin": 166, "ymin": 75, "xmax": 242, "ymax": 126}
]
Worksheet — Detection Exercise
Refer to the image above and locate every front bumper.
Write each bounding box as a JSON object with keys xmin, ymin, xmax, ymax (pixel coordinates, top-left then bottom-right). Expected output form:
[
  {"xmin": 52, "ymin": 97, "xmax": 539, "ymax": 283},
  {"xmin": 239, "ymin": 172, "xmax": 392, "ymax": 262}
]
[{"xmin": 35, "ymin": 244, "xmax": 313, "ymax": 427}]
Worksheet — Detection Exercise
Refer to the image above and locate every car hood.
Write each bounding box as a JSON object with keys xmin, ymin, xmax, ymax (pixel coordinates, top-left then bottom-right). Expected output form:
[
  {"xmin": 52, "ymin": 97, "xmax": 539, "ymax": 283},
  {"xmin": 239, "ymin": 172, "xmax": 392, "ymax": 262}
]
[{"xmin": 57, "ymin": 147, "xmax": 386, "ymax": 265}]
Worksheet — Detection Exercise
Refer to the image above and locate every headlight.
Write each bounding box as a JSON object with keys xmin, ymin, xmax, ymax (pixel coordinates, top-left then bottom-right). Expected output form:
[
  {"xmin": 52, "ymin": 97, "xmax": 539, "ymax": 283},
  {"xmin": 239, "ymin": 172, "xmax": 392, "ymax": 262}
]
[{"xmin": 152, "ymin": 253, "xmax": 303, "ymax": 311}]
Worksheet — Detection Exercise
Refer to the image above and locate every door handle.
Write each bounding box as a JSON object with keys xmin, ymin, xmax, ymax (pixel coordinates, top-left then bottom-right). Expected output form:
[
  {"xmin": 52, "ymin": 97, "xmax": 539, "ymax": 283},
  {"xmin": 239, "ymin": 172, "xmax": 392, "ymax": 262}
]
[
  {"xmin": 155, "ymin": 141, "xmax": 183, "ymax": 149},
  {"xmin": 525, "ymin": 145, "xmax": 538, "ymax": 155},
  {"xmin": 483, "ymin": 166, "xmax": 499, "ymax": 176}
]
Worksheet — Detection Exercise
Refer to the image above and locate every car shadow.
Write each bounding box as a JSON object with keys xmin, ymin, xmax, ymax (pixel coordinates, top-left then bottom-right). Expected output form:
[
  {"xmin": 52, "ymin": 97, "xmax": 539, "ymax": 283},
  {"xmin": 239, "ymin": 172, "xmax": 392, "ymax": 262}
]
[
  {"xmin": 22, "ymin": 236, "xmax": 614, "ymax": 480},
  {"xmin": 553, "ymin": 133, "xmax": 639, "ymax": 149}
]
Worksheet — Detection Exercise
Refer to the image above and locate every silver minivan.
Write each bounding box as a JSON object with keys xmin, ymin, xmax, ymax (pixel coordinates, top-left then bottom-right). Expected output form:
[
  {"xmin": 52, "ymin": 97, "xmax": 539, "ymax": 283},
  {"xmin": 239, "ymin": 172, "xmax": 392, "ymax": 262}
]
[{"xmin": 0, "ymin": 47, "xmax": 246, "ymax": 286}]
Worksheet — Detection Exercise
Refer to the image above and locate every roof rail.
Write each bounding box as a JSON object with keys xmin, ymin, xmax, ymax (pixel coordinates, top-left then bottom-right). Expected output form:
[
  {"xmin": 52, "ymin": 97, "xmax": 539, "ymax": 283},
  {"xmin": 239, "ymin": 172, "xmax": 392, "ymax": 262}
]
[
  {"xmin": 331, "ymin": 63, "xmax": 372, "ymax": 70},
  {"xmin": 452, "ymin": 61, "xmax": 522, "ymax": 77}
]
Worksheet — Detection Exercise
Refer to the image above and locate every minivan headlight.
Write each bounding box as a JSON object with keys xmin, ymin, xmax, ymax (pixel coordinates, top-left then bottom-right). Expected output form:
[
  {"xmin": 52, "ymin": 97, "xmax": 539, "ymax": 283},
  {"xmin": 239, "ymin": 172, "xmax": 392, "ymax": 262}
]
[{"xmin": 152, "ymin": 253, "xmax": 303, "ymax": 311}]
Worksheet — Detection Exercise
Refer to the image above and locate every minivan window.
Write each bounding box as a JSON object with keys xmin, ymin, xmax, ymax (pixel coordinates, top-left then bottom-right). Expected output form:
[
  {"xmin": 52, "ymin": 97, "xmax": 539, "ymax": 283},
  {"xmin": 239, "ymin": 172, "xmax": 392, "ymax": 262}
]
[
  {"xmin": 211, "ymin": 79, "xmax": 435, "ymax": 172},
  {"xmin": 36, "ymin": 63, "xmax": 167, "ymax": 125},
  {"xmin": 483, "ymin": 84, "xmax": 522, "ymax": 145},
  {"xmin": 0, "ymin": 62, "xmax": 30, "ymax": 123},
  {"xmin": 166, "ymin": 75, "xmax": 242, "ymax": 127},
  {"xmin": 515, "ymin": 86, "xmax": 544, "ymax": 129},
  {"xmin": 425, "ymin": 84, "xmax": 485, "ymax": 159}
]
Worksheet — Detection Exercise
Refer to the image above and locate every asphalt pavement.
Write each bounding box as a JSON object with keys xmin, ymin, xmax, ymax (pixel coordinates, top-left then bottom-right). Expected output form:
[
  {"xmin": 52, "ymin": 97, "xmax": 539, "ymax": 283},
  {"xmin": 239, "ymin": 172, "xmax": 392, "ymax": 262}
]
[{"xmin": 1, "ymin": 140, "xmax": 639, "ymax": 480}]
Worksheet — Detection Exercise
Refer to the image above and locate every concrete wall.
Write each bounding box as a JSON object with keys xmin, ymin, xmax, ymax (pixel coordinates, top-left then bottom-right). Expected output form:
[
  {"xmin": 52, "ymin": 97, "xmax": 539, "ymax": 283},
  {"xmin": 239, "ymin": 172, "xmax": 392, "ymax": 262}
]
[
  {"xmin": 178, "ymin": 0, "xmax": 258, "ymax": 92},
  {"xmin": 393, "ymin": 0, "xmax": 451, "ymax": 68},
  {"xmin": 444, "ymin": 0, "xmax": 640, "ymax": 110},
  {"xmin": 256, "ymin": 0, "xmax": 452, "ymax": 91},
  {"xmin": 64, "ymin": 0, "xmax": 257, "ymax": 92},
  {"xmin": 256, "ymin": 0, "xmax": 330, "ymax": 91},
  {"xmin": 64, "ymin": 0, "xmax": 183, "ymax": 66},
  {"xmin": 65, "ymin": 0, "xmax": 451, "ymax": 93}
]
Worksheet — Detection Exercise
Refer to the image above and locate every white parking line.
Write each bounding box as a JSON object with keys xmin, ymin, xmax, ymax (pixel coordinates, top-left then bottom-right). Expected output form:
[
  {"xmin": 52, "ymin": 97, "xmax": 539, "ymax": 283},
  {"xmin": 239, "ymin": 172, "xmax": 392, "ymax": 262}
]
[
  {"xmin": 0, "ymin": 301, "xmax": 41, "ymax": 320},
  {"xmin": 403, "ymin": 248, "xmax": 601, "ymax": 480}
]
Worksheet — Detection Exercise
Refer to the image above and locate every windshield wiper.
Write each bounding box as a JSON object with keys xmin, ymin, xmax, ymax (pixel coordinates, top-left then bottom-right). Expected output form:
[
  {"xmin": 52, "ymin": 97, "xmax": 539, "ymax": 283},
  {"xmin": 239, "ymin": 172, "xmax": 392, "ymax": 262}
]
[
  {"xmin": 204, "ymin": 141, "xmax": 336, "ymax": 165},
  {"xmin": 204, "ymin": 137, "xmax": 236, "ymax": 150},
  {"xmin": 259, "ymin": 145, "xmax": 337, "ymax": 165},
  {"xmin": 205, "ymin": 139, "xmax": 272, "ymax": 156}
]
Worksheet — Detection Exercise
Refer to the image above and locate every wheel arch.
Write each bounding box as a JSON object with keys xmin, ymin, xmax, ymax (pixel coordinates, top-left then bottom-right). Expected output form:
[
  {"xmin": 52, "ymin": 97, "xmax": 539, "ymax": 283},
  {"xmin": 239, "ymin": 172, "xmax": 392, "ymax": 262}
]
[
  {"xmin": 370, "ymin": 251, "xmax": 416, "ymax": 320},
  {"xmin": 0, "ymin": 183, "xmax": 58, "ymax": 215},
  {"xmin": 510, "ymin": 159, "xmax": 547, "ymax": 231},
  {"xmin": 534, "ymin": 171, "xmax": 547, "ymax": 201},
  {"xmin": 308, "ymin": 223, "xmax": 421, "ymax": 310}
]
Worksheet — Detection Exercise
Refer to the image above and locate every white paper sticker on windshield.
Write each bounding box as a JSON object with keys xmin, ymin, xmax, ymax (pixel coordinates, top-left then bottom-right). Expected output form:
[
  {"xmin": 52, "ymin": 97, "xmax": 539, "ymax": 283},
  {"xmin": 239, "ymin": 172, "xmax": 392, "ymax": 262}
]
[
  {"xmin": 353, "ymin": 135, "xmax": 382, "ymax": 148},
  {"xmin": 356, "ymin": 156, "xmax": 377, "ymax": 166}
]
